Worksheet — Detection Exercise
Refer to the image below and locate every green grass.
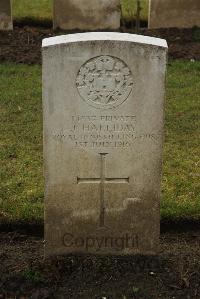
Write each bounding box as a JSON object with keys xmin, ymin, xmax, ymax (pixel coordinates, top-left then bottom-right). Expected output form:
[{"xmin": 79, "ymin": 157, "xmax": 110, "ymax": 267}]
[
  {"xmin": 0, "ymin": 65, "xmax": 43, "ymax": 222},
  {"xmin": 12, "ymin": 0, "xmax": 53, "ymax": 21},
  {"xmin": 12, "ymin": 0, "xmax": 149, "ymax": 23},
  {"xmin": 0, "ymin": 61, "xmax": 200, "ymax": 223},
  {"xmin": 162, "ymin": 61, "xmax": 200, "ymax": 220},
  {"xmin": 121, "ymin": 0, "xmax": 149, "ymax": 22}
]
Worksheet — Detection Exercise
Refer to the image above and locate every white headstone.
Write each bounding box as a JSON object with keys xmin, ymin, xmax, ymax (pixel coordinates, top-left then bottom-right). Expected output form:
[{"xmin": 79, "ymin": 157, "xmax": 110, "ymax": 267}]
[{"xmin": 42, "ymin": 32, "xmax": 168, "ymax": 257}]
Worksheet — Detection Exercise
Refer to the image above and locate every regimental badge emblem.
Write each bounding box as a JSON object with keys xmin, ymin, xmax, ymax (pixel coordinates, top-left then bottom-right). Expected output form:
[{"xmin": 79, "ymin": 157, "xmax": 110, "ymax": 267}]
[{"xmin": 76, "ymin": 55, "xmax": 134, "ymax": 109}]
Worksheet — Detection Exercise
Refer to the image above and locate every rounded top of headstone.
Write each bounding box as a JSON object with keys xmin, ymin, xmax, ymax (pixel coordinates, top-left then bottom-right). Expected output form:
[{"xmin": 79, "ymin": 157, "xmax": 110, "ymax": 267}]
[{"xmin": 42, "ymin": 32, "xmax": 168, "ymax": 49}]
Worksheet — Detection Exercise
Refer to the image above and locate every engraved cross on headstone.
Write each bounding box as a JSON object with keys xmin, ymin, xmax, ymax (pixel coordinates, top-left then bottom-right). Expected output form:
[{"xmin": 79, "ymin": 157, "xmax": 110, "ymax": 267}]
[{"xmin": 77, "ymin": 153, "xmax": 129, "ymax": 227}]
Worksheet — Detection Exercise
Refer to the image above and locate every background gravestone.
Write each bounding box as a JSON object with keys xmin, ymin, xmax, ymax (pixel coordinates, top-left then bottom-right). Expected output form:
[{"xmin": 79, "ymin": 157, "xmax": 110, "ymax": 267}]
[
  {"xmin": 0, "ymin": 0, "xmax": 12, "ymax": 30},
  {"xmin": 53, "ymin": 0, "xmax": 120, "ymax": 30},
  {"xmin": 42, "ymin": 32, "xmax": 168, "ymax": 257},
  {"xmin": 149, "ymin": 0, "xmax": 200, "ymax": 29}
]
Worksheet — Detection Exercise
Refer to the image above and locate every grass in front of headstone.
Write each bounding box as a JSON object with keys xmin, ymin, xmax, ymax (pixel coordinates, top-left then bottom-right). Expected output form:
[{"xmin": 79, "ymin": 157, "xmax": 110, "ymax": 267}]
[{"xmin": 0, "ymin": 61, "xmax": 199, "ymax": 224}]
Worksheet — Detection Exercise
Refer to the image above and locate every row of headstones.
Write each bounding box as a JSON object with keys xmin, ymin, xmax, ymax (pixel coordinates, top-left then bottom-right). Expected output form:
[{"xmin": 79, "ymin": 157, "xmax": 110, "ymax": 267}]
[{"xmin": 1, "ymin": 0, "xmax": 200, "ymax": 31}]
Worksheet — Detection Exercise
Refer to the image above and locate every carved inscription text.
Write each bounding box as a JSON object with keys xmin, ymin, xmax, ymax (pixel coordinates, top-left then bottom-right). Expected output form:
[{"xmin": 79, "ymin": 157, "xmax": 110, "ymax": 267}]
[{"xmin": 52, "ymin": 114, "xmax": 161, "ymax": 148}]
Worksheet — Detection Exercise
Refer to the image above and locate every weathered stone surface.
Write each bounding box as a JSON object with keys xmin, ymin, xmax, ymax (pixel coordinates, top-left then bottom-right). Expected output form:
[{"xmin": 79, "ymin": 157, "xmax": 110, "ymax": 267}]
[
  {"xmin": 42, "ymin": 32, "xmax": 168, "ymax": 257},
  {"xmin": 0, "ymin": 0, "xmax": 12, "ymax": 30},
  {"xmin": 149, "ymin": 0, "xmax": 200, "ymax": 28},
  {"xmin": 53, "ymin": 0, "xmax": 120, "ymax": 30}
]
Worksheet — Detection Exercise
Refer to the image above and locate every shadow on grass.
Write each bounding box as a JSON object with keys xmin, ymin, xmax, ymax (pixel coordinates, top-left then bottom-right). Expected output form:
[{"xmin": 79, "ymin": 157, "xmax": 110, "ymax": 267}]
[
  {"xmin": 0, "ymin": 218, "xmax": 199, "ymax": 237},
  {"xmin": 14, "ymin": 17, "xmax": 53, "ymax": 28},
  {"xmin": 13, "ymin": 16, "xmax": 148, "ymax": 30}
]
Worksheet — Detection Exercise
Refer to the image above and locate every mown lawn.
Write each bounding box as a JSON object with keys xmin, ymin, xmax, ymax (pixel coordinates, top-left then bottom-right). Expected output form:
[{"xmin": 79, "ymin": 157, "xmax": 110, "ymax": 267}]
[
  {"xmin": 0, "ymin": 61, "xmax": 199, "ymax": 224},
  {"xmin": 12, "ymin": 0, "xmax": 149, "ymax": 22},
  {"xmin": 162, "ymin": 61, "xmax": 200, "ymax": 219},
  {"xmin": 0, "ymin": 65, "xmax": 43, "ymax": 222}
]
